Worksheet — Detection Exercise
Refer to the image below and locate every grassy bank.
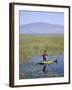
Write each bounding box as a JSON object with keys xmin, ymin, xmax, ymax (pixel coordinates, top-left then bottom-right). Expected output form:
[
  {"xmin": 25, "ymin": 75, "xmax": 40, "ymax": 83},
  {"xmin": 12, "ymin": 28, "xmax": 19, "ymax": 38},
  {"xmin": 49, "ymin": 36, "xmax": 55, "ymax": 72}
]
[{"xmin": 19, "ymin": 34, "xmax": 64, "ymax": 64}]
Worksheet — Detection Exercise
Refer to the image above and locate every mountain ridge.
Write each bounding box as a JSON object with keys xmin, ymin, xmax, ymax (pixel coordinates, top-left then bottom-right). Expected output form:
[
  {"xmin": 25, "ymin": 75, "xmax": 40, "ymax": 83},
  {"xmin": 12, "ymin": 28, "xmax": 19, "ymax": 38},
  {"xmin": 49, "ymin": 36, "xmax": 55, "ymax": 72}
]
[
  {"xmin": 20, "ymin": 22, "xmax": 64, "ymax": 34},
  {"xmin": 20, "ymin": 22, "xmax": 63, "ymax": 27}
]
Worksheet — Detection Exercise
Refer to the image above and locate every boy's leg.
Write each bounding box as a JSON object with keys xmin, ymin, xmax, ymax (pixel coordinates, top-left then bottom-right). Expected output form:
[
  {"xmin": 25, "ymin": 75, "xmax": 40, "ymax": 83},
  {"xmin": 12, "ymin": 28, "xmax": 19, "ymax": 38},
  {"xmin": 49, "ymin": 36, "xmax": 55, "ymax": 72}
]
[
  {"xmin": 45, "ymin": 58, "xmax": 46, "ymax": 61},
  {"xmin": 44, "ymin": 57, "xmax": 46, "ymax": 62},
  {"xmin": 43, "ymin": 57, "xmax": 45, "ymax": 62}
]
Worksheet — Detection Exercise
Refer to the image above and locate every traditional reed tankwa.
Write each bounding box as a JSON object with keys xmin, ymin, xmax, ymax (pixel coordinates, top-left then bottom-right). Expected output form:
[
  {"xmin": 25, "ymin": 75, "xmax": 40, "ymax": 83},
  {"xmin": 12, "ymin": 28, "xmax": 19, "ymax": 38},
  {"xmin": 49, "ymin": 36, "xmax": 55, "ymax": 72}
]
[{"xmin": 37, "ymin": 59, "xmax": 57, "ymax": 65}]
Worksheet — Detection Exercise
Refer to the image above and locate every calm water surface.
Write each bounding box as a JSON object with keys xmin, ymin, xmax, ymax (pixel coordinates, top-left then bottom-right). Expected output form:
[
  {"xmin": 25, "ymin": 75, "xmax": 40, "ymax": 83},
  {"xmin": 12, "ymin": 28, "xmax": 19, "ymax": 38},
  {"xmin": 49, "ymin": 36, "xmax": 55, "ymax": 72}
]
[{"xmin": 19, "ymin": 54, "xmax": 64, "ymax": 79}]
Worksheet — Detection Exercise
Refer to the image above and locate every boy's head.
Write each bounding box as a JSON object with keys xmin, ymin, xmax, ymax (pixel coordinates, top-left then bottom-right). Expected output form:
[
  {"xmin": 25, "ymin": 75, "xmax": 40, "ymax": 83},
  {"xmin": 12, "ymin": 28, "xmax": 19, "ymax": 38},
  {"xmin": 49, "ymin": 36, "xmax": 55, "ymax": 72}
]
[{"xmin": 45, "ymin": 50, "xmax": 46, "ymax": 52}]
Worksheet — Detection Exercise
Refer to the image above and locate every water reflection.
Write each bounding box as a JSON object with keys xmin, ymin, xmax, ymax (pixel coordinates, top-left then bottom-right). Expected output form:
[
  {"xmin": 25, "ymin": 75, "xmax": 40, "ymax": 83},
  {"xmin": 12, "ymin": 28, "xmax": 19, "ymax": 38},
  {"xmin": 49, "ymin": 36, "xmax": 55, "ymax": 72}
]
[{"xmin": 43, "ymin": 64, "xmax": 46, "ymax": 72}]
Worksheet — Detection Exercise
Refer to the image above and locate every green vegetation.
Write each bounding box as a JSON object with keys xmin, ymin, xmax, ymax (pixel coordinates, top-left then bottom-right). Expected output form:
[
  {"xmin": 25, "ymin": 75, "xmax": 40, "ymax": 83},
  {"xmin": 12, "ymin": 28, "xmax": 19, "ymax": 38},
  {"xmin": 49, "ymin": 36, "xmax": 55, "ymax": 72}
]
[{"xmin": 19, "ymin": 34, "xmax": 64, "ymax": 64}]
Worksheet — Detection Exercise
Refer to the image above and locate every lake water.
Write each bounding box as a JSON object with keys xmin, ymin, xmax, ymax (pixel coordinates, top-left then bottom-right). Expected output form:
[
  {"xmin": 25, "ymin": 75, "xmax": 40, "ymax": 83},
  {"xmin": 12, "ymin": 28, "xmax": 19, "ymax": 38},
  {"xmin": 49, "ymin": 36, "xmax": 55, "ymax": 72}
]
[{"xmin": 19, "ymin": 54, "xmax": 64, "ymax": 79}]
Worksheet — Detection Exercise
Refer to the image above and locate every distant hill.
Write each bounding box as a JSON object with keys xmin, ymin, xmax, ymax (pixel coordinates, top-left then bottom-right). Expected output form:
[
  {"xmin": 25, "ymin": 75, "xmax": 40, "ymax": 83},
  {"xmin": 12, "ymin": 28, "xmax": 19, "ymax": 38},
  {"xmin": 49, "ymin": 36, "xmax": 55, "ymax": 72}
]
[{"xmin": 20, "ymin": 22, "xmax": 64, "ymax": 34}]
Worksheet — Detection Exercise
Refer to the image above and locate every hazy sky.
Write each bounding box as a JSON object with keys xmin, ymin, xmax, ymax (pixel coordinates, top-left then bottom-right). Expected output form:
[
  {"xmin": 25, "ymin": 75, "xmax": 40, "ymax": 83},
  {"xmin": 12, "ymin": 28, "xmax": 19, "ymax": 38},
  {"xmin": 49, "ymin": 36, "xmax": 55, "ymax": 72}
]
[{"xmin": 19, "ymin": 10, "xmax": 64, "ymax": 26}]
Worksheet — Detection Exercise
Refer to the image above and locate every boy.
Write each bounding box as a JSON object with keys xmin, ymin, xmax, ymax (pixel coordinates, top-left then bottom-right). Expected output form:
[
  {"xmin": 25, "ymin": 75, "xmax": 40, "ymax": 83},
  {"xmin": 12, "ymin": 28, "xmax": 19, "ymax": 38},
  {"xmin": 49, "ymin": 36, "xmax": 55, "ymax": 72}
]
[{"xmin": 42, "ymin": 50, "xmax": 48, "ymax": 62}]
